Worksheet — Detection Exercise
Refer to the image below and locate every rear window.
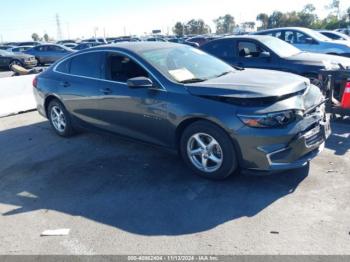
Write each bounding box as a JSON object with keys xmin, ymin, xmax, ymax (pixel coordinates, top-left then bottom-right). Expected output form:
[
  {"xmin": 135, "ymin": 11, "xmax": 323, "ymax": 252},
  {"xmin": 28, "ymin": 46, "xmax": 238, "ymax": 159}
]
[
  {"xmin": 56, "ymin": 59, "xmax": 70, "ymax": 73},
  {"xmin": 69, "ymin": 52, "xmax": 103, "ymax": 78}
]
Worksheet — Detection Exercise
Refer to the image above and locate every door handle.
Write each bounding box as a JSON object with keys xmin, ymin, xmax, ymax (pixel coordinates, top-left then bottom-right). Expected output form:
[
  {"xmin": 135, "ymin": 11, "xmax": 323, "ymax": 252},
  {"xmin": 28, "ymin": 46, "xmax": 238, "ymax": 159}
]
[
  {"xmin": 99, "ymin": 88, "xmax": 112, "ymax": 94},
  {"xmin": 59, "ymin": 81, "xmax": 70, "ymax": 87}
]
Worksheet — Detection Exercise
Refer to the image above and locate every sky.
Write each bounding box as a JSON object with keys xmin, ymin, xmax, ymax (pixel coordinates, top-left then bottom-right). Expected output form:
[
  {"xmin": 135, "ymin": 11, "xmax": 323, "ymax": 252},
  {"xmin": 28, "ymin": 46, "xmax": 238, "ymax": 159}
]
[{"xmin": 1, "ymin": 0, "xmax": 350, "ymax": 41}]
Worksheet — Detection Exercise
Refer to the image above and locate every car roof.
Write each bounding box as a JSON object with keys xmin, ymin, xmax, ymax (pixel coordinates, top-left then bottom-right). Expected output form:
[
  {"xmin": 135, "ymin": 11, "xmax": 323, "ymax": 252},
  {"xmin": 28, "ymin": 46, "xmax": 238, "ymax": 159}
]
[
  {"xmin": 203, "ymin": 34, "xmax": 274, "ymax": 42},
  {"xmin": 256, "ymin": 27, "xmax": 314, "ymax": 33},
  {"xmin": 90, "ymin": 42, "xmax": 182, "ymax": 54}
]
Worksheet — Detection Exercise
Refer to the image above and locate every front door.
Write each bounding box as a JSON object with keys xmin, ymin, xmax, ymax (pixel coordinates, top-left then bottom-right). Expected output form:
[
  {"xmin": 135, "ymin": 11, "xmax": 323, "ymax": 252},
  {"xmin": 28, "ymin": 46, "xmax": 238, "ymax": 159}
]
[{"xmin": 95, "ymin": 52, "xmax": 170, "ymax": 146}]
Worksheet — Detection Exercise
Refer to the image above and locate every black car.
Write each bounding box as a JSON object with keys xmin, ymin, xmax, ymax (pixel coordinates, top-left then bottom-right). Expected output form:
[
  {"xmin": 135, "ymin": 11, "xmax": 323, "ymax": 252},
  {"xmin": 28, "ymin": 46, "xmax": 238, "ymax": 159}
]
[
  {"xmin": 73, "ymin": 42, "xmax": 103, "ymax": 50},
  {"xmin": 0, "ymin": 49, "xmax": 37, "ymax": 69},
  {"xmin": 17, "ymin": 41, "xmax": 42, "ymax": 47},
  {"xmin": 33, "ymin": 42, "xmax": 329, "ymax": 179},
  {"xmin": 201, "ymin": 35, "xmax": 350, "ymax": 85},
  {"xmin": 185, "ymin": 35, "xmax": 219, "ymax": 46}
]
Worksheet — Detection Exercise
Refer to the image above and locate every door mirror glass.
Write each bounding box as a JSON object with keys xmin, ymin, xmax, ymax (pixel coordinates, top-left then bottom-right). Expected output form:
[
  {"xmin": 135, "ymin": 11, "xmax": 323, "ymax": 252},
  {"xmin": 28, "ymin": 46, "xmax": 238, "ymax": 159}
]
[
  {"xmin": 305, "ymin": 37, "xmax": 315, "ymax": 44},
  {"xmin": 260, "ymin": 51, "xmax": 270, "ymax": 58},
  {"xmin": 127, "ymin": 77, "xmax": 153, "ymax": 88}
]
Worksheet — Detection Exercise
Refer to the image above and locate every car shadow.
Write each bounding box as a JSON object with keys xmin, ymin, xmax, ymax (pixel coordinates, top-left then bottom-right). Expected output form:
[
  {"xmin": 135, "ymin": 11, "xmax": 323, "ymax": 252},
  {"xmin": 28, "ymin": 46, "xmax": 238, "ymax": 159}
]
[
  {"xmin": 326, "ymin": 118, "xmax": 350, "ymax": 156},
  {"xmin": 0, "ymin": 119, "xmax": 309, "ymax": 236}
]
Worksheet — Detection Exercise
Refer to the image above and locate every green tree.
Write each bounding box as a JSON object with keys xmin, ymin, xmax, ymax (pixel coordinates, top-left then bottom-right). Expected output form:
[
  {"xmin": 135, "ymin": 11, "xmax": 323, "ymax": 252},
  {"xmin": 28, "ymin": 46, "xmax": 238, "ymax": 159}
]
[
  {"xmin": 268, "ymin": 11, "xmax": 284, "ymax": 28},
  {"xmin": 214, "ymin": 14, "xmax": 235, "ymax": 34},
  {"xmin": 173, "ymin": 22, "xmax": 184, "ymax": 36},
  {"xmin": 298, "ymin": 4, "xmax": 318, "ymax": 27},
  {"xmin": 31, "ymin": 33, "xmax": 40, "ymax": 41},
  {"xmin": 186, "ymin": 19, "xmax": 210, "ymax": 35},
  {"xmin": 256, "ymin": 13, "xmax": 269, "ymax": 30},
  {"xmin": 43, "ymin": 33, "xmax": 49, "ymax": 42}
]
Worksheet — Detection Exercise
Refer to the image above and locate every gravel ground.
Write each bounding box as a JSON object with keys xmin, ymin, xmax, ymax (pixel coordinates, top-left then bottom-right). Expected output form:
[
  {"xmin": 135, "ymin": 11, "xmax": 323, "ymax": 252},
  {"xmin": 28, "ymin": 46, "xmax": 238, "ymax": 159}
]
[{"xmin": 0, "ymin": 111, "xmax": 349, "ymax": 255}]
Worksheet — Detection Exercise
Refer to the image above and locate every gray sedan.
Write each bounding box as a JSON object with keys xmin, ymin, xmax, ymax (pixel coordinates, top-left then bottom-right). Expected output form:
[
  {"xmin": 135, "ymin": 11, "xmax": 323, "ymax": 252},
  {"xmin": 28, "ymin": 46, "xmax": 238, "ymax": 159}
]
[
  {"xmin": 33, "ymin": 42, "xmax": 330, "ymax": 179},
  {"xmin": 25, "ymin": 44, "xmax": 74, "ymax": 65}
]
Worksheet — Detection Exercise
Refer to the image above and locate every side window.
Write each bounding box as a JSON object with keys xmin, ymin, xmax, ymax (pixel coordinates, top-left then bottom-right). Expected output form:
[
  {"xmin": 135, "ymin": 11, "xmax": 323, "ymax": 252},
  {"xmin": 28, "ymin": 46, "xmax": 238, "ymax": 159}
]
[
  {"xmin": 284, "ymin": 31, "xmax": 295, "ymax": 44},
  {"xmin": 204, "ymin": 41, "xmax": 233, "ymax": 58},
  {"xmin": 238, "ymin": 41, "xmax": 261, "ymax": 58},
  {"xmin": 105, "ymin": 53, "xmax": 148, "ymax": 83},
  {"xmin": 273, "ymin": 31, "xmax": 283, "ymax": 40},
  {"xmin": 48, "ymin": 45, "xmax": 64, "ymax": 52},
  {"xmin": 56, "ymin": 59, "xmax": 70, "ymax": 74},
  {"xmin": 70, "ymin": 52, "xmax": 103, "ymax": 78},
  {"xmin": 36, "ymin": 46, "xmax": 47, "ymax": 51},
  {"xmin": 295, "ymin": 32, "xmax": 309, "ymax": 44}
]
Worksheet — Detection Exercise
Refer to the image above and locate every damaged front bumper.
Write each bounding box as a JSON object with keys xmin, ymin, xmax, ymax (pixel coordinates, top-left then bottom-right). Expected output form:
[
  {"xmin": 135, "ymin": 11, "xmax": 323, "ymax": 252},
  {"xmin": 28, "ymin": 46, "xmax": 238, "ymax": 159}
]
[{"xmin": 234, "ymin": 106, "xmax": 331, "ymax": 172}]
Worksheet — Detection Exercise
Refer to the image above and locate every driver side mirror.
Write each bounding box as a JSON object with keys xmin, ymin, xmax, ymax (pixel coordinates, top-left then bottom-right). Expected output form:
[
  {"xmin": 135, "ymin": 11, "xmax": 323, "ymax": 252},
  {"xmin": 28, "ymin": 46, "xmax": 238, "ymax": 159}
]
[
  {"xmin": 260, "ymin": 51, "xmax": 270, "ymax": 58},
  {"xmin": 127, "ymin": 77, "xmax": 153, "ymax": 88},
  {"xmin": 305, "ymin": 37, "xmax": 315, "ymax": 44}
]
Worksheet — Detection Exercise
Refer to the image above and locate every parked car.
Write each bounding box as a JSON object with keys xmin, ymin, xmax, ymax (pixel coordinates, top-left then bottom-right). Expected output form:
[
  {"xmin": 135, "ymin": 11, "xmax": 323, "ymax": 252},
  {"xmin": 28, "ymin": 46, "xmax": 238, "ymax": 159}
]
[
  {"xmin": 4, "ymin": 42, "xmax": 19, "ymax": 46},
  {"xmin": 318, "ymin": 30, "xmax": 350, "ymax": 41},
  {"xmin": 145, "ymin": 37, "xmax": 167, "ymax": 42},
  {"xmin": 8, "ymin": 46, "xmax": 34, "ymax": 53},
  {"xmin": 185, "ymin": 35, "xmax": 219, "ymax": 46},
  {"xmin": 57, "ymin": 40, "xmax": 76, "ymax": 45},
  {"xmin": 81, "ymin": 38, "xmax": 107, "ymax": 44},
  {"xmin": 254, "ymin": 27, "xmax": 350, "ymax": 57},
  {"xmin": 63, "ymin": 43, "xmax": 78, "ymax": 49},
  {"xmin": 201, "ymin": 35, "xmax": 350, "ymax": 85},
  {"xmin": 335, "ymin": 28, "xmax": 350, "ymax": 36},
  {"xmin": 17, "ymin": 41, "xmax": 42, "ymax": 47},
  {"xmin": 73, "ymin": 42, "xmax": 103, "ymax": 50},
  {"xmin": 0, "ymin": 49, "xmax": 37, "ymax": 69},
  {"xmin": 0, "ymin": 45, "xmax": 15, "ymax": 51},
  {"xmin": 33, "ymin": 42, "xmax": 330, "ymax": 179},
  {"xmin": 25, "ymin": 44, "xmax": 74, "ymax": 65}
]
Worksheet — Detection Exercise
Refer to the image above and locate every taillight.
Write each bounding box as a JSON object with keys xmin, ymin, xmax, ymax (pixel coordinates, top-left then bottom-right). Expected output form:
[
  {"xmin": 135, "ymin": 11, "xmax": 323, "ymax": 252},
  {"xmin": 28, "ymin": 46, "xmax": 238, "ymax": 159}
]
[
  {"xmin": 341, "ymin": 81, "xmax": 350, "ymax": 109},
  {"xmin": 32, "ymin": 77, "xmax": 38, "ymax": 88}
]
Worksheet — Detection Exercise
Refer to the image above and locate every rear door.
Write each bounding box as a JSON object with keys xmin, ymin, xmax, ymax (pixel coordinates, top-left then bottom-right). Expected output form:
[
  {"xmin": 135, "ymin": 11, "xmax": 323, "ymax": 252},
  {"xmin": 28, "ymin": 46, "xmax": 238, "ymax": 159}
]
[{"xmin": 56, "ymin": 51, "xmax": 105, "ymax": 125}]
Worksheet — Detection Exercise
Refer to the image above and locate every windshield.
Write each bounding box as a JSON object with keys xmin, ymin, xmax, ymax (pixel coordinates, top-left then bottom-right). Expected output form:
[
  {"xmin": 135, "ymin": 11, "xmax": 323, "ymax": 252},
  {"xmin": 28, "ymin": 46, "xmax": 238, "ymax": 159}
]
[
  {"xmin": 303, "ymin": 28, "xmax": 331, "ymax": 41},
  {"xmin": 139, "ymin": 46, "xmax": 234, "ymax": 83},
  {"xmin": 260, "ymin": 37, "xmax": 301, "ymax": 57}
]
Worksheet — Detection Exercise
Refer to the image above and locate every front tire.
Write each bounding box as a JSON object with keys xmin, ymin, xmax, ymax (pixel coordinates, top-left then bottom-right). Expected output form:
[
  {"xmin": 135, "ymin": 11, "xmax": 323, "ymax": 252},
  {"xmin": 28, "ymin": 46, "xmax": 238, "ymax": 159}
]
[
  {"xmin": 180, "ymin": 120, "xmax": 238, "ymax": 180},
  {"xmin": 9, "ymin": 60, "xmax": 23, "ymax": 69},
  {"xmin": 48, "ymin": 99, "xmax": 75, "ymax": 137}
]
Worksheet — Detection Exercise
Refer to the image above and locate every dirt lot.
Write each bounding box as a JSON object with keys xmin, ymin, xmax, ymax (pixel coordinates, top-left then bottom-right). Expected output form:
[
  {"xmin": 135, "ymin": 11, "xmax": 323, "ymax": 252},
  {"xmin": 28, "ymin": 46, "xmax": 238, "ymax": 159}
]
[{"xmin": 0, "ymin": 111, "xmax": 349, "ymax": 255}]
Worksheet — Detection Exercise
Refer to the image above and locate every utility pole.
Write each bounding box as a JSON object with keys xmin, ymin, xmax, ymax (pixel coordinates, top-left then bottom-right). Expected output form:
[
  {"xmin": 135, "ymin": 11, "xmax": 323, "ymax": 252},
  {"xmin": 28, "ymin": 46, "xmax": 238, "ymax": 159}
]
[
  {"xmin": 66, "ymin": 23, "xmax": 70, "ymax": 39},
  {"xmin": 93, "ymin": 27, "xmax": 98, "ymax": 38},
  {"xmin": 56, "ymin": 13, "xmax": 63, "ymax": 40}
]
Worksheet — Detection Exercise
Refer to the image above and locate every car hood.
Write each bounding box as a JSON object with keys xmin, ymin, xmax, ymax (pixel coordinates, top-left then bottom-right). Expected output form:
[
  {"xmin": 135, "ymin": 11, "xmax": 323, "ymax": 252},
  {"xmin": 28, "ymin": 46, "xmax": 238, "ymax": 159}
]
[
  {"xmin": 186, "ymin": 69, "xmax": 309, "ymax": 99},
  {"xmin": 286, "ymin": 52, "xmax": 350, "ymax": 67}
]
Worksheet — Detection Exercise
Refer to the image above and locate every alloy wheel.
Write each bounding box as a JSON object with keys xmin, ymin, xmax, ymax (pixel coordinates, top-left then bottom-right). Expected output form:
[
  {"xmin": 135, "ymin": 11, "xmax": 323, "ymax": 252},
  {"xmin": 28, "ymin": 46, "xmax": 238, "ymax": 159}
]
[
  {"xmin": 186, "ymin": 133, "xmax": 223, "ymax": 173},
  {"xmin": 50, "ymin": 105, "xmax": 66, "ymax": 133}
]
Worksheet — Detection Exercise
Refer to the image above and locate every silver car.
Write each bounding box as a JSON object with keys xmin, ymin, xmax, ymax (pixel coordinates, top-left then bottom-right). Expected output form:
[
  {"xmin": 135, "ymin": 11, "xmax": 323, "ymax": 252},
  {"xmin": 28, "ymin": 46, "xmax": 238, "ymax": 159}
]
[
  {"xmin": 255, "ymin": 27, "xmax": 350, "ymax": 57},
  {"xmin": 25, "ymin": 44, "xmax": 75, "ymax": 65}
]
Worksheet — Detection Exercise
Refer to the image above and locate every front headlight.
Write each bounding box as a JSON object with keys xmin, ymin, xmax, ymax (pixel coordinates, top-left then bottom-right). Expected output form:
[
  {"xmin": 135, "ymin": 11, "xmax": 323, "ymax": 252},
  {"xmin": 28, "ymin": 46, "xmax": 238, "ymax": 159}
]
[{"xmin": 237, "ymin": 110, "xmax": 296, "ymax": 128}]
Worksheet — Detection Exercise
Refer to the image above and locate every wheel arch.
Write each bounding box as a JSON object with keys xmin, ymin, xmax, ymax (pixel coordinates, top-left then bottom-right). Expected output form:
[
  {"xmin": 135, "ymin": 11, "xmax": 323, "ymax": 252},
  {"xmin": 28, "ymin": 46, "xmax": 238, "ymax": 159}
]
[
  {"xmin": 44, "ymin": 95, "xmax": 62, "ymax": 117},
  {"xmin": 174, "ymin": 117, "xmax": 243, "ymax": 165}
]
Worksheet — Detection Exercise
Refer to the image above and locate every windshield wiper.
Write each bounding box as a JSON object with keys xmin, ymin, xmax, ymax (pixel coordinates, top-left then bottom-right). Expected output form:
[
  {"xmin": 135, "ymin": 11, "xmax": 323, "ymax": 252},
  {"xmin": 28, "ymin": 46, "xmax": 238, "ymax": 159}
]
[
  {"xmin": 214, "ymin": 71, "xmax": 234, "ymax": 78},
  {"xmin": 179, "ymin": 78, "xmax": 207, "ymax": 84}
]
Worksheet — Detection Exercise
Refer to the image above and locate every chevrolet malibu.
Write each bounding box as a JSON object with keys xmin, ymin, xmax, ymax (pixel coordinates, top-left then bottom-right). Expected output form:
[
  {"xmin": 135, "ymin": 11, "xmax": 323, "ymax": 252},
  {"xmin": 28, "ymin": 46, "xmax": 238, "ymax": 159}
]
[{"xmin": 33, "ymin": 42, "xmax": 330, "ymax": 179}]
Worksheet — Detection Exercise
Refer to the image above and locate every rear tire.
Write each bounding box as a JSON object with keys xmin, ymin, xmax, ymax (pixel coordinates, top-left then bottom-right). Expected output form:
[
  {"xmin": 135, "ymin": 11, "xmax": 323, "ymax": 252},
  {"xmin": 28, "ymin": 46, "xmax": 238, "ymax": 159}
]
[
  {"xmin": 180, "ymin": 120, "xmax": 238, "ymax": 180},
  {"xmin": 48, "ymin": 99, "xmax": 75, "ymax": 137}
]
